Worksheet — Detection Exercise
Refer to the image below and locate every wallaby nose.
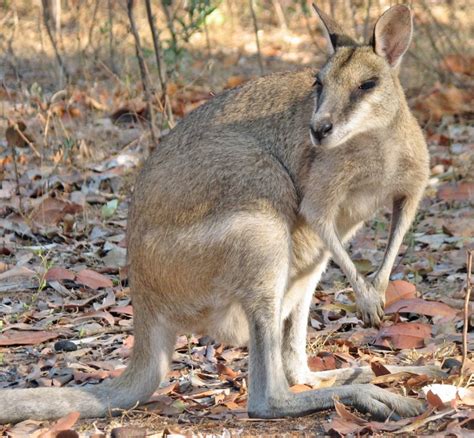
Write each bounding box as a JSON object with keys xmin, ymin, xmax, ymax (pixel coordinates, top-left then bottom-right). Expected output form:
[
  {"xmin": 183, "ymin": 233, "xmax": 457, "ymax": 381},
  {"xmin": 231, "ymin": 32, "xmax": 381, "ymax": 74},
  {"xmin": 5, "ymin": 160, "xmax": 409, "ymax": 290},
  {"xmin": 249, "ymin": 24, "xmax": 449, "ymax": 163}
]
[{"xmin": 314, "ymin": 120, "xmax": 333, "ymax": 141}]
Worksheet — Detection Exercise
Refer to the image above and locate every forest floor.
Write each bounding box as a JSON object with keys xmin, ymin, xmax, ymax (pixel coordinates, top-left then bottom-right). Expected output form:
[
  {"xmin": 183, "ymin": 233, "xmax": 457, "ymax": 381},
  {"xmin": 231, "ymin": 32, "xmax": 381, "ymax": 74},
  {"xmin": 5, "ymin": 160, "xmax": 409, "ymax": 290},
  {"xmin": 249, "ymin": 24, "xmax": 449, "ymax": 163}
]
[{"xmin": 0, "ymin": 16, "xmax": 473, "ymax": 438}]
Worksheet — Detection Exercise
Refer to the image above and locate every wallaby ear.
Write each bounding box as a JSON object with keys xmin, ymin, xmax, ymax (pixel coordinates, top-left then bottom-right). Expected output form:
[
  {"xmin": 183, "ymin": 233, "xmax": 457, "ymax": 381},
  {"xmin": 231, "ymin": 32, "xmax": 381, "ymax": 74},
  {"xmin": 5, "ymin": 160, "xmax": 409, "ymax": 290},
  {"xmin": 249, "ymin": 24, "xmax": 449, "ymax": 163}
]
[
  {"xmin": 373, "ymin": 5, "xmax": 413, "ymax": 68},
  {"xmin": 312, "ymin": 3, "xmax": 356, "ymax": 55}
]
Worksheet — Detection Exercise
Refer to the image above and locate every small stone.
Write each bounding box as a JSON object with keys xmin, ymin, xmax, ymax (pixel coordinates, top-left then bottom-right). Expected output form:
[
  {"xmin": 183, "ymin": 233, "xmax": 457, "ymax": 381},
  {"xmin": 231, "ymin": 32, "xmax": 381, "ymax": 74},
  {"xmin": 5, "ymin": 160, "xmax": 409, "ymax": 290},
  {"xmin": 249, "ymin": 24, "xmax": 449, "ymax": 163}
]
[
  {"xmin": 198, "ymin": 335, "xmax": 214, "ymax": 346},
  {"xmin": 430, "ymin": 164, "xmax": 444, "ymax": 175},
  {"xmin": 54, "ymin": 340, "xmax": 78, "ymax": 352},
  {"xmin": 442, "ymin": 358, "xmax": 461, "ymax": 371}
]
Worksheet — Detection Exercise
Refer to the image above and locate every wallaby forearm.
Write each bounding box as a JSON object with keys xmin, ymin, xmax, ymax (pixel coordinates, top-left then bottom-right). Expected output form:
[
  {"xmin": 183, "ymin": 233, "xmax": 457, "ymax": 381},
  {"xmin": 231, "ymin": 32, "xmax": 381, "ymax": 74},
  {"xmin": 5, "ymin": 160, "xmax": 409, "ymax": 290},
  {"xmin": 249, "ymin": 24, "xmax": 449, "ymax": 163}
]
[{"xmin": 373, "ymin": 194, "xmax": 423, "ymax": 292}]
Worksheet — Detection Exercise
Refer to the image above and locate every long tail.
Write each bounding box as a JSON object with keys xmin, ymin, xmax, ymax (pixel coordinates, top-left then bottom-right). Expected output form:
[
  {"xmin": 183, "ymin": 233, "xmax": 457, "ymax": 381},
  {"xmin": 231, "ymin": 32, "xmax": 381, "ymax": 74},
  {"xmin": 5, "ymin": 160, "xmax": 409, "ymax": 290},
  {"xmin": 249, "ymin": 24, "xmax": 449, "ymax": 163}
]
[{"xmin": 0, "ymin": 316, "xmax": 176, "ymax": 424}]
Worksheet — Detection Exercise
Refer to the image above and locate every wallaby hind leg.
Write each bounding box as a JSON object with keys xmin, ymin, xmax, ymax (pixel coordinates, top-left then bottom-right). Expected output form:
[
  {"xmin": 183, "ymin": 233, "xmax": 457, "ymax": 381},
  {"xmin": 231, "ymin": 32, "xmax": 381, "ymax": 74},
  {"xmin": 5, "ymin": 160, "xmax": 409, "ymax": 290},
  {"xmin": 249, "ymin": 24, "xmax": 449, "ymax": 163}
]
[
  {"xmin": 282, "ymin": 264, "xmax": 444, "ymax": 388},
  {"xmin": 282, "ymin": 259, "xmax": 329, "ymax": 386},
  {"xmin": 243, "ymin": 245, "xmax": 424, "ymax": 420}
]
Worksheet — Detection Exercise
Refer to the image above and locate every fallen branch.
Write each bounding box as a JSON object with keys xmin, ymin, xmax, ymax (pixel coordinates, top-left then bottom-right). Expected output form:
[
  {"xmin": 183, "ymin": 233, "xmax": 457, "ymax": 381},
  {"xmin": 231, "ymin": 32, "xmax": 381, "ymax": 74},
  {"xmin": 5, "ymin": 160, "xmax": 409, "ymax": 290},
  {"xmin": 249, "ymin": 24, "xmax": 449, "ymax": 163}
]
[{"xmin": 461, "ymin": 250, "xmax": 473, "ymax": 378}]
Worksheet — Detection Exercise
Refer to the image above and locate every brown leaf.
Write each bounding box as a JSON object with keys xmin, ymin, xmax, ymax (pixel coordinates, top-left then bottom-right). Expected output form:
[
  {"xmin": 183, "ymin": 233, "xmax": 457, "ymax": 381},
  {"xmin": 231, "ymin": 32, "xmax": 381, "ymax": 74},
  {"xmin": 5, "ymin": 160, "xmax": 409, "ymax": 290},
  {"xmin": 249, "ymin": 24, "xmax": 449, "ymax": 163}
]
[
  {"xmin": 308, "ymin": 353, "xmax": 337, "ymax": 371},
  {"xmin": 216, "ymin": 362, "xmax": 238, "ymax": 380},
  {"xmin": 334, "ymin": 398, "xmax": 367, "ymax": 424},
  {"xmin": 426, "ymin": 390, "xmax": 447, "ymax": 409},
  {"xmin": 413, "ymin": 85, "xmax": 473, "ymax": 121},
  {"xmin": 73, "ymin": 310, "xmax": 115, "ymax": 326},
  {"xmin": 45, "ymin": 267, "xmax": 76, "ymax": 282},
  {"xmin": 0, "ymin": 330, "xmax": 59, "ymax": 346},
  {"xmin": 385, "ymin": 280, "xmax": 416, "ymax": 307},
  {"xmin": 325, "ymin": 417, "xmax": 366, "ymax": 435},
  {"xmin": 373, "ymin": 323, "xmax": 432, "ymax": 349},
  {"xmin": 73, "ymin": 368, "xmax": 123, "ymax": 383},
  {"xmin": 39, "ymin": 411, "xmax": 80, "ymax": 438},
  {"xmin": 385, "ymin": 298, "xmax": 458, "ymax": 319},
  {"xmin": 6, "ymin": 121, "xmax": 28, "ymax": 148},
  {"xmin": 370, "ymin": 361, "xmax": 391, "ymax": 377},
  {"xmin": 109, "ymin": 305, "xmax": 133, "ymax": 316},
  {"xmin": 406, "ymin": 374, "xmax": 431, "ymax": 388},
  {"xmin": 150, "ymin": 382, "xmax": 178, "ymax": 399},
  {"xmin": 437, "ymin": 182, "xmax": 474, "ymax": 202},
  {"xmin": 75, "ymin": 269, "xmax": 113, "ymax": 289},
  {"xmin": 0, "ymin": 265, "xmax": 35, "ymax": 280},
  {"xmin": 290, "ymin": 384, "xmax": 313, "ymax": 393},
  {"xmin": 31, "ymin": 197, "xmax": 83, "ymax": 226},
  {"xmin": 224, "ymin": 75, "xmax": 247, "ymax": 89},
  {"xmin": 371, "ymin": 371, "xmax": 418, "ymax": 385},
  {"xmin": 441, "ymin": 55, "xmax": 474, "ymax": 75}
]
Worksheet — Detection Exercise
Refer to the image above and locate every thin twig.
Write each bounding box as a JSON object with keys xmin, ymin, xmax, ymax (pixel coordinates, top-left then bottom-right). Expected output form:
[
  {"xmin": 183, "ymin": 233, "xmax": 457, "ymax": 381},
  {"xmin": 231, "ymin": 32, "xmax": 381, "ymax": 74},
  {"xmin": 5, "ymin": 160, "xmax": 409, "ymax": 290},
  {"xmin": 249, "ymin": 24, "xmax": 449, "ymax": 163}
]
[
  {"xmin": 161, "ymin": 0, "xmax": 179, "ymax": 71},
  {"xmin": 14, "ymin": 124, "xmax": 41, "ymax": 158},
  {"xmin": 127, "ymin": 0, "xmax": 158, "ymax": 149},
  {"xmin": 461, "ymin": 250, "xmax": 473, "ymax": 378},
  {"xmin": 6, "ymin": 126, "xmax": 22, "ymax": 213},
  {"xmin": 145, "ymin": 0, "xmax": 175, "ymax": 128},
  {"xmin": 84, "ymin": 0, "xmax": 100, "ymax": 54},
  {"xmin": 249, "ymin": 0, "xmax": 264, "ymax": 75},
  {"xmin": 41, "ymin": 0, "xmax": 69, "ymax": 85},
  {"xmin": 107, "ymin": 0, "xmax": 117, "ymax": 74}
]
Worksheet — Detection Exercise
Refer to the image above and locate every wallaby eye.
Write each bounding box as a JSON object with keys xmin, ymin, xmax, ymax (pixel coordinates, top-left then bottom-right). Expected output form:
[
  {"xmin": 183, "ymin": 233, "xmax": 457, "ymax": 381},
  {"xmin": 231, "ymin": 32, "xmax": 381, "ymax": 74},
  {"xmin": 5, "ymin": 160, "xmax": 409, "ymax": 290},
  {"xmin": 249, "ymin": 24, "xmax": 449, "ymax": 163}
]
[{"xmin": 359, "ymin": 79, "xmax": 377, "ymax": 91}]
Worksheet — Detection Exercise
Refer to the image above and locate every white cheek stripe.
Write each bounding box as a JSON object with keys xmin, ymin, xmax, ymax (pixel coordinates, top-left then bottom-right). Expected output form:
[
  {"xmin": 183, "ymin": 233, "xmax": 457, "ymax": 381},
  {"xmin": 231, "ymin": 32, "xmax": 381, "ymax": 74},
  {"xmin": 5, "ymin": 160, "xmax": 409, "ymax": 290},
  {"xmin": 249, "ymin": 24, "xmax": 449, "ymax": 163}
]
[{"xmin": 331, "ymin": 93, "xmax": 385, "ymax": 147}]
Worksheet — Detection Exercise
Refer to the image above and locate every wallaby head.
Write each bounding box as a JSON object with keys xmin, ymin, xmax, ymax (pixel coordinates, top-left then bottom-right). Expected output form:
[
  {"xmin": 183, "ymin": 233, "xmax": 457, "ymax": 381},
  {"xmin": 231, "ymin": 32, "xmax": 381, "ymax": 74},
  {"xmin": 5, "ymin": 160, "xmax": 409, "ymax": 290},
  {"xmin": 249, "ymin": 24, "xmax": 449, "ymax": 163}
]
[{"xmin": 310, "ymin": 4, "xmax": 413, "ymax": 149}]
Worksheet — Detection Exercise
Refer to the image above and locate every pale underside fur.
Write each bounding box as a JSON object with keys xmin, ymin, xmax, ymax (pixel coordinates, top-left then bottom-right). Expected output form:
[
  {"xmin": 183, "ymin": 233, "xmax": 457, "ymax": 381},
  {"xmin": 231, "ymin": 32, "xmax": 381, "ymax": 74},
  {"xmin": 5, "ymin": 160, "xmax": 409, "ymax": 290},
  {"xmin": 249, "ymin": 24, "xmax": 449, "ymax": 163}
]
[{"xmin": 0, "ymin": 4, "xmax": 440, "ymax": 424}]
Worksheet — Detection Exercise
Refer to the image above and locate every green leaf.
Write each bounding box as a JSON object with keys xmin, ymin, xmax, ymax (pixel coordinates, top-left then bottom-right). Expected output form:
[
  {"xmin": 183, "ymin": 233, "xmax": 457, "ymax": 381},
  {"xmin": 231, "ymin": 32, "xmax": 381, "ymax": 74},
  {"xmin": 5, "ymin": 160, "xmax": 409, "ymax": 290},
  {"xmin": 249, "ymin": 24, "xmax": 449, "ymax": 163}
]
[{"xmin": 101, "ymin": 199, "xmax": 119, "ymax": 219}]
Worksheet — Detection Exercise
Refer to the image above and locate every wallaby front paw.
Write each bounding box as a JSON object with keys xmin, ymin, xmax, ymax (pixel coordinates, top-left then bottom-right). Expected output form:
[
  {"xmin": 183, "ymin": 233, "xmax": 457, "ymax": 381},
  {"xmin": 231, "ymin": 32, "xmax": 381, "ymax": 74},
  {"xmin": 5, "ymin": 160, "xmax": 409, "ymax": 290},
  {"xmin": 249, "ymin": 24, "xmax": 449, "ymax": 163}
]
[{"xmin": 355, "ymin": 282, "xmax": 385, "ymax": 327}]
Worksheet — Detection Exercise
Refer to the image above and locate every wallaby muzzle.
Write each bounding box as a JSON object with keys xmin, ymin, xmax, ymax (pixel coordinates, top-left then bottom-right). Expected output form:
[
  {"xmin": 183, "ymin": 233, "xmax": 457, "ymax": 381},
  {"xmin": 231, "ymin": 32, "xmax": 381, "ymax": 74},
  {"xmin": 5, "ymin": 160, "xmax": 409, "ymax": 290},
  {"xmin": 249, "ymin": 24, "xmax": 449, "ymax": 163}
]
[{"xmin": 310, "ymin": 118, "xmax": 333, "ymax": 143}]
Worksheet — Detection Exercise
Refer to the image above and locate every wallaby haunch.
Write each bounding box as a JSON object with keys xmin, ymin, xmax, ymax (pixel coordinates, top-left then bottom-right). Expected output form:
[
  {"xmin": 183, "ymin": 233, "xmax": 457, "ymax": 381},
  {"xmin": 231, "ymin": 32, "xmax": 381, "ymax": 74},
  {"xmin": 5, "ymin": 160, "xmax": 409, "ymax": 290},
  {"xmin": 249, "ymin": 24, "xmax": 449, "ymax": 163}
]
[{"xmin": 1, "ymin": 4, "xmax": 436, "ymax": 423}]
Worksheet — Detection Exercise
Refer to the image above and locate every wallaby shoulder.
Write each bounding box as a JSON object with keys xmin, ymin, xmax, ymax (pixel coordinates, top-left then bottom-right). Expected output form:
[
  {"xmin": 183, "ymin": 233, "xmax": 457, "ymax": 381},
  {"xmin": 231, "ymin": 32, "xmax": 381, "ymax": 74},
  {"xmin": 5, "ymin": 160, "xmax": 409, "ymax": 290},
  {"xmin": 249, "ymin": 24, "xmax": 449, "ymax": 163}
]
[{"xmin": 131, "ymin": 69, "xmax": 318, "ymax": 228}]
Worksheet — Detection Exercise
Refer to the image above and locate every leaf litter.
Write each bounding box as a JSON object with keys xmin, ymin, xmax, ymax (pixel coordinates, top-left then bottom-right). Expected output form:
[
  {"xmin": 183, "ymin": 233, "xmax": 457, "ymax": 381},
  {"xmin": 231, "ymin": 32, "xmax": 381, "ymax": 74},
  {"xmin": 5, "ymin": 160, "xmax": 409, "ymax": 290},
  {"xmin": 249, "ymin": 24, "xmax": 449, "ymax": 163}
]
[{"xmin": 0, "ymin": 13, "xmax": 473, "ymax": 438}]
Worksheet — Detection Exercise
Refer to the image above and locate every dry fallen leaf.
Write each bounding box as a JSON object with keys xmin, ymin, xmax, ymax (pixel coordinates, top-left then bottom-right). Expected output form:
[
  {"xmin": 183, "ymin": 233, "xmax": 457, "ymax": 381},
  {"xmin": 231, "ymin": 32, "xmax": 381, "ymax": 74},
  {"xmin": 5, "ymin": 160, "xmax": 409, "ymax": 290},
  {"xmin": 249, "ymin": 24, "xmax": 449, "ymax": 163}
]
[
  {"xmin": 38, "ymin": 411, "xmax": 80, "ymax": 438},
  {"xmin": 224, "ymin": 75, "xmax": 247, "ymax": 89},
  {"xmin": 75, "ymin": 269, "xmax": 113, "ymax": 289},
  {"xmin": 437, "ymin": 182, "xmax": 474, "ymax": 202},
  {"xmin": 385, "ymin": 280, "xmax": 417, "ymax": 307},
  {"xmin": 385, "ymin": 298, "xmax": 458, "ymax": 319},
  {"xmin": 373, "ymin": 323, "xmax": 432, "ymax": 349},
  {"xmin": 441, "ymin": 54, "xmax": 474, "ymax": 75},
  {"xmin": 370, "ymin": 361, "xmax": 391, "ymax": 377},
  {"xmin": 423, "ymin": 384, "xmax": 458, "ymax": 407},
  {"xmin": 216, "ymin": 362, "xmax": 239, "ymax": 380},
  {"xmin": 0, "ymin": 330, "xmax": 59, "ymax": 346},
  {"xmin": 31, "ymin": 197, "xmax": 82, "ymax": 226},
  {"xmin": 289, "ymin": 384, "xmax": 313, "ymax": 393},
  {"xmin": 45, "ymin": 267, "xmax": 76, "ymax": 282}
]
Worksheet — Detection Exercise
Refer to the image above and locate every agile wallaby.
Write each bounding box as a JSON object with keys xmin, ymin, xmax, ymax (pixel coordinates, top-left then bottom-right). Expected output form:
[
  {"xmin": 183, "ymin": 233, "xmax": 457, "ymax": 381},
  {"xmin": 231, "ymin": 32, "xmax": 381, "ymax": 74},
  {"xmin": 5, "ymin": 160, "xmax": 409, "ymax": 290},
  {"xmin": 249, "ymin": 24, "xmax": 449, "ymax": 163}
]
[{"xmin": 1, "ymin": 4, "xmax": 436, "ymax": 424}]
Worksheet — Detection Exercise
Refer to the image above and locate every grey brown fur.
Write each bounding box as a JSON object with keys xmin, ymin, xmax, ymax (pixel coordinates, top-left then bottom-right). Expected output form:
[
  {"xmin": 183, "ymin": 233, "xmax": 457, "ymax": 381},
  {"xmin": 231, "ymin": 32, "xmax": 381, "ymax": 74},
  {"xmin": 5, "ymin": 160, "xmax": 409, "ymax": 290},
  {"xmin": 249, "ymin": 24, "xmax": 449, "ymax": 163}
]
[{"xmin": 0, "ymin": 4, "xmax": 436, "ymax": 423}]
